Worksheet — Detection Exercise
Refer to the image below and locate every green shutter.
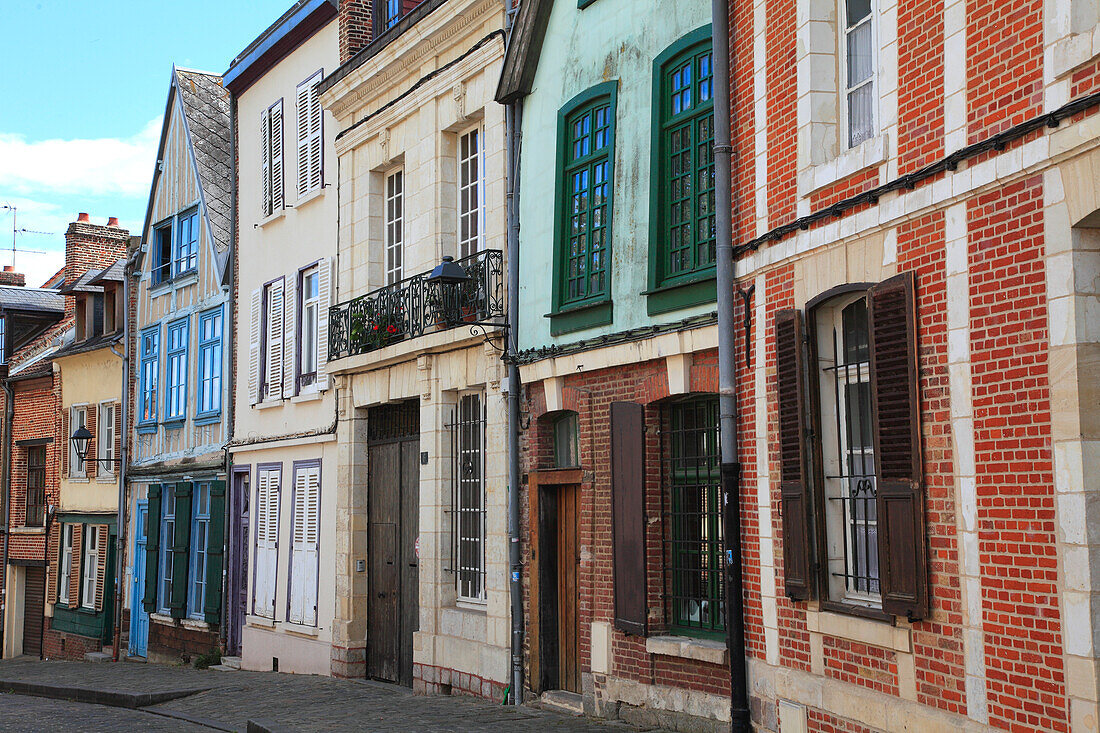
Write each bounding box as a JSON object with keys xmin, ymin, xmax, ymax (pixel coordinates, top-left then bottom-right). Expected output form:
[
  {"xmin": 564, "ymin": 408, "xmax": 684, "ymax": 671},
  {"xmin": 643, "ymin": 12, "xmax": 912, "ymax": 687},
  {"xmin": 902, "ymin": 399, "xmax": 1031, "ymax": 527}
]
[
  {"xmin": 169, "ymin": 482, "xmax": 193, "ymax": 619},
  {"xmin": 142, "ymin": 486, "xmax": 162, "ymax": 613},
  {"xmin": 204, "ymin": 480, "xmax": 226, "ymax": 624}
]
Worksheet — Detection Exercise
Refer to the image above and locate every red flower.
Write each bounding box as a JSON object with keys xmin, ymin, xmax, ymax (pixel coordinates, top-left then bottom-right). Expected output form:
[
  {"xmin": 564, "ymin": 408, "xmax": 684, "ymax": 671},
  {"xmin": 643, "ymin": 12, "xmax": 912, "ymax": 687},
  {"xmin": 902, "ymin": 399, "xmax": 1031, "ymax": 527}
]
[
  {"xmin": 372, "ymin": 324, "xmax": 379, "ymax": 331},
  {"xmin": 387, "ymin": 325, "xmax": 397, "ymax": 334}
]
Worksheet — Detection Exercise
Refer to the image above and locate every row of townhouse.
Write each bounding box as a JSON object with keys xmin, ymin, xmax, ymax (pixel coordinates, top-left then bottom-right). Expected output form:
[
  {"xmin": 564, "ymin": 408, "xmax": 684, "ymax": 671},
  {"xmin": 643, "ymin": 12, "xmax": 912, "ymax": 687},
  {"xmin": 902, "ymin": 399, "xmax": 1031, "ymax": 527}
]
[{"xmin": 2, "ymin": 0, "xmax": 1099, "ymax": 731}]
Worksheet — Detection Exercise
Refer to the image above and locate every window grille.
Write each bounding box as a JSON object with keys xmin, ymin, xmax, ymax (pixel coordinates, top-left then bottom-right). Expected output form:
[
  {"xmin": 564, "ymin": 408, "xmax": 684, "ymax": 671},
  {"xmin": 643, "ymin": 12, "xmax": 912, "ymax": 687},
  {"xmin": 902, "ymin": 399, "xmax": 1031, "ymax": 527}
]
[
  {"xmin": 445, "ymin": 394, "xmax": 487, "ymax": 603},
  {"xmin": 664, "ymin": 396, "xmax": 724, "ymax": 636},
  {"xmin": 367, "ymin": 399, "xmax": 419, "ymax": 443}
]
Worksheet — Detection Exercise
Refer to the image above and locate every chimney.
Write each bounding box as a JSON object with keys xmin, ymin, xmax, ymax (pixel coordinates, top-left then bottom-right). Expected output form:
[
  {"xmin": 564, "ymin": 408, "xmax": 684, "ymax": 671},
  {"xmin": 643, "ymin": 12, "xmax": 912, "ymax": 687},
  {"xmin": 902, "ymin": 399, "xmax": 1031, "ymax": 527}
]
[
  {"xmin": 0, "ymin": 265, "xmax": 26, "ymax": 287},
  {"xmin": 107, "ymin": 216, "xmax": 119, "ymax": 227},
  {"xmin": 339, "ymin": 0, "xmax": 373, "ymax": 62},
  {"xmin": 77, "ymin": 212, "xmax": 89, "ymax": 222},
  {"xmin": 64, "ymin": 213, "xmax": 131, "ymax": 319}
]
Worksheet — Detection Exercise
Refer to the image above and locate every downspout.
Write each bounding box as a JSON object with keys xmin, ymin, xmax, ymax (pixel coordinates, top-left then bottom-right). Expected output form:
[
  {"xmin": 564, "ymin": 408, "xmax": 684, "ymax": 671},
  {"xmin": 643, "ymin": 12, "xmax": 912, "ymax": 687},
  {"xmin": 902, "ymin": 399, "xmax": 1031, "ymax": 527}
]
[
  {"xmin": 1, "ymin": 374, "xmax": 12, "ymax": 657},
  {"xmin": 221, "ymin": 93, "xmax": 239, "ymax": 651},
  {"xmin": 111, "ymin": 332, "xmax": 128, "ymax": 661},
  {"xmin": 711, "ymin": 1, "xmax": 751, "ymax": 731},
  {"xmin": 504, "ymin": 0, "xmax": 525, "ymax": 706}
]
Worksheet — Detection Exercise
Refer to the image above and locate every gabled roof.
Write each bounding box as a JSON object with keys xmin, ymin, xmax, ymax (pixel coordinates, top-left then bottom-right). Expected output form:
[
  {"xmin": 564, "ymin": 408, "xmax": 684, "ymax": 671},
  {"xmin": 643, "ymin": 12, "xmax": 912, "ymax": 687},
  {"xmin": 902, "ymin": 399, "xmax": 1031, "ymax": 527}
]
[
  {"xmin": 495, "ymin": 0, "xmax": 553, "ymax": 104},
  {"xmin": 224, "ymin": 0, "xmax": 338, "ymax": 95},
  {"xmin": 88, "ymin": 259, "xmax": 125, "ymax": 286},
  {"xmin": 58, "ymin": 269, "xmax": 105, "ymax": 295}
]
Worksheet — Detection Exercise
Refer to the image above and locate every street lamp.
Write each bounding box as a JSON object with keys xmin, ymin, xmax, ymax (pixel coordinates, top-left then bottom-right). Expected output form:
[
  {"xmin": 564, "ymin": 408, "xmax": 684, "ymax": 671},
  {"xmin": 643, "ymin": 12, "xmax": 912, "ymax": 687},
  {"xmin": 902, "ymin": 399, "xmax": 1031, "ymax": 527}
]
[{"xmin": 70, "ymin": 425, "xmax": 122, "ymax": 468}]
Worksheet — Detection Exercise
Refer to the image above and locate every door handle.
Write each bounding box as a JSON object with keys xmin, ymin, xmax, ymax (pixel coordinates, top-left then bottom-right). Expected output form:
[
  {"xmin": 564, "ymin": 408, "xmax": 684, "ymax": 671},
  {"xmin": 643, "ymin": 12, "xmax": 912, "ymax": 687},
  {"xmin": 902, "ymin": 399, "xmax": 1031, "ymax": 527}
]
[{"xmin": 377, "ymin": 592, "xmax": 386, "ymax": 599}]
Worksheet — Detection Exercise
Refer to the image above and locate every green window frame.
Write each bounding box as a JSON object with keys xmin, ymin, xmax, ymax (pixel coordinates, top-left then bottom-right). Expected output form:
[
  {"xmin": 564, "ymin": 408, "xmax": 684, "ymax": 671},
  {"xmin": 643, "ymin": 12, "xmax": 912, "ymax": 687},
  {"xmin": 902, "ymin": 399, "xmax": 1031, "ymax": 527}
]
[
  {"xmin": 550, "ymin": 82, "xmax": 618, "ymax": 334},
  {"xmin": 665, "ymin": 395, "xmax": 724, "ymax": 638},
  {"xmin": 648, "ymin": 27, "xmax": 717, "ymax": 312}
]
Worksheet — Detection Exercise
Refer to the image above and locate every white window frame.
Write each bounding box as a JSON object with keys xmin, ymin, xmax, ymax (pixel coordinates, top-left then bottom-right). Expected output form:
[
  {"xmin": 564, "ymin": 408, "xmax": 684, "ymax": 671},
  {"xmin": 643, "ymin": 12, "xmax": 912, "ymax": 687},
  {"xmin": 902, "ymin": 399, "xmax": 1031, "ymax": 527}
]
[
  {"xmin": 457, "ymin": 125, "xmax": 484, "ymax": 260},
  {"xmin": 70, "ymin": 405, "xmax": 88, "ymax": 478},
  {"xmin": 840, "ymin": 0, "xmax": 876, "ymax": 150},
  {"xmin": 59, "ymin": 524, "xmax": 74, "ymax": 604},
  {"xmin": 99, "ymin": 402, "xmax": 116, "ymax": 476},
  {"xmin": 456, "ymin": 391, "xmax": 487, "ymax": 606},
  {"xmin": 299, "ymin": 265, "xmax": 320, "ymax": 390},
  {"xmin": 385, "ymin": 169, "xmax": 404, "ymax": 285},
  {"xmin": 81, "ymin": 526, "xmax": 98, "ymax": 610}
]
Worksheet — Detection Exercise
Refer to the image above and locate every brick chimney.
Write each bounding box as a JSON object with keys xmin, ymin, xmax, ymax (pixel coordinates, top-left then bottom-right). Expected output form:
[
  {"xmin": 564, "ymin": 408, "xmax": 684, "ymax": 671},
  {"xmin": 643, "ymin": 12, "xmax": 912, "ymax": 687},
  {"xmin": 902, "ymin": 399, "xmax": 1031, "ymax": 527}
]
[
  {"xmin": 64, "ymin": 213, "xmax": 130, "ymax": 319},
  {"xmin": 339, "ymin": 0, "xmax": 373, "ymax": 62},
  {"xmin": 0, "ymin": 265, "xmax": 26, "ymax": 287}
]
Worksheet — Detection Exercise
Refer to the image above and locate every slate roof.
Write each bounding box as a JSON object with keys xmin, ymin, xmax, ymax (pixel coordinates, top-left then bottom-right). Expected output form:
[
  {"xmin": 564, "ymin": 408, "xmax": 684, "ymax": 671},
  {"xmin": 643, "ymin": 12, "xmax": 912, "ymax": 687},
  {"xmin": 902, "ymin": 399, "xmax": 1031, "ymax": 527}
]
[
  {"xmin": 89, "ymin": 259, "xmax": 125, "ymax": 286},
  {"xmin": 58, "ymin": 269, "xmax": 105, "ymax": 295},
  {"xmin": 174, "ymin": 68, "xmax": 233, "ymax": 257},
  {"xmin": 0, "ymin": 285, "xmax": 65, "ymax": 313},
  {"xmin": 52, "ymin": 329, "xmax": 123, "ymax": 360}
]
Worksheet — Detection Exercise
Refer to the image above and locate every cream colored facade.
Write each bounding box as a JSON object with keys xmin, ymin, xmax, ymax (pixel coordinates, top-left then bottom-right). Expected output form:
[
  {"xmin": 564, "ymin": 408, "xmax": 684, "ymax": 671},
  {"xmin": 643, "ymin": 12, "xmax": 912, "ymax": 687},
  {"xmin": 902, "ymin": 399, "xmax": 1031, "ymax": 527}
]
[
  {"xmin": 229, "ymin": 16, "xmax": 340, "ymax": 676},
  {"xmin": 320, "ymin": 0, "xmax": 511, "ymax": 688}
]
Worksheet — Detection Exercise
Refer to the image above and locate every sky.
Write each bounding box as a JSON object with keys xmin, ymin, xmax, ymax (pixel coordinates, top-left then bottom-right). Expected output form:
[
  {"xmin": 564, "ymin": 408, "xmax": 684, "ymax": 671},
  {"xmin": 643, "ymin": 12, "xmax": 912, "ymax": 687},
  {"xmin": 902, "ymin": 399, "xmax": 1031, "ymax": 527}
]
[{"xmin": 0, "ymin": 0, "xmax": 292, "ymax": 287}]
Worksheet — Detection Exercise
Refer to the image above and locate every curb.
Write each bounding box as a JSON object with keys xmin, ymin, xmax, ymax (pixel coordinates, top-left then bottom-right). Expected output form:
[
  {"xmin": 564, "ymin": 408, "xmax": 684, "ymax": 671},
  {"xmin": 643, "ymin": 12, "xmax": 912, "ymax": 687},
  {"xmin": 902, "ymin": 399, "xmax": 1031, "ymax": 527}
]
[{"xmin": 0, "ymin": 679, "xmax": 210, "ymax": 709}]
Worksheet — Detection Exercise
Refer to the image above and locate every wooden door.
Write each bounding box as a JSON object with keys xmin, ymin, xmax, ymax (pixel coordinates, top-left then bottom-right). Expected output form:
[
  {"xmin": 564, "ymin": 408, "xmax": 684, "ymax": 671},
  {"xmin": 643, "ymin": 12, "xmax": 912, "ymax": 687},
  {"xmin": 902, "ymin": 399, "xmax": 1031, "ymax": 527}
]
[
  {"xmin": 23, "ymin": 566, "xmax": 45, "ymax": 657},
  {"xmin": 556, "ymin": 483, "xmax": 580, "ymax": 693}
]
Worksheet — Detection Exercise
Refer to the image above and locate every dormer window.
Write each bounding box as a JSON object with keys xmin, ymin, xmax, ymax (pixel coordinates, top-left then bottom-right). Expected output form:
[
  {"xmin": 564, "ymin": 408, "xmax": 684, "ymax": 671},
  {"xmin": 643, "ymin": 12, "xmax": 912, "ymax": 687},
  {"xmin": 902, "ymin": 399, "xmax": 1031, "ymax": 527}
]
[
  {"xmin": 104, "ymin": 286, "xmax": 117, "ymax": 334},
  {"xmin": 76, "ymin": 293, "xmax": 104, "ymax": 341}
]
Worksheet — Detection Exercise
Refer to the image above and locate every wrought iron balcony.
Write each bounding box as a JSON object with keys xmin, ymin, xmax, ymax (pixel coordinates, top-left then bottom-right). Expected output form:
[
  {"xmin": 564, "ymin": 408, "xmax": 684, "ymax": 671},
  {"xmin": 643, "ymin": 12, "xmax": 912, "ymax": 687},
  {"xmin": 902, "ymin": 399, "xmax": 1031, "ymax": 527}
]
[{"xmin": 328, "ymin": 249, "xmax": 505, "ymax": 362}]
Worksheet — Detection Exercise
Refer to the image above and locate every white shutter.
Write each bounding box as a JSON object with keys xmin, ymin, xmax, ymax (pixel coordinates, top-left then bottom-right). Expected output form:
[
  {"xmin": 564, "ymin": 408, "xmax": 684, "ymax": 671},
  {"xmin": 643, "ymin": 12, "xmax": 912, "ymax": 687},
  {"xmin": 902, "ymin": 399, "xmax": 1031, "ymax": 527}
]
[
  {"xmin": 265, "ymin": 280, "xmax": 285, "ymax": 401},
  {"xmin": 261, "ymin": 110, "xmax": 272, "ymax": 218},
  {"xmin": 283, "ymin": 274, "xmax": 297, "ymax": 399},
  {"xmin": 316, "ymin": 258, "xmax": 332, "ymax": 390},
  {"xmin": 248, "ymin": 288, "xmax": 261, "ymax": 404},
  {"xmin": 271, "ymin": 100, "xmax": 285, "ymax": 213},
  {"xmin": 288, "ymin": 465, "xmax": 320, "ymax": 626},
  {"xmin": 253, "ymin": 469, "xmax": 280, "ymax": 619},
  {"xmin": 308, "ymin": 76, "xmax": 323, "ymax": 192},
  {"xmin": 296, "ymin": 80, "xmax": 311, "ymax": 197}
]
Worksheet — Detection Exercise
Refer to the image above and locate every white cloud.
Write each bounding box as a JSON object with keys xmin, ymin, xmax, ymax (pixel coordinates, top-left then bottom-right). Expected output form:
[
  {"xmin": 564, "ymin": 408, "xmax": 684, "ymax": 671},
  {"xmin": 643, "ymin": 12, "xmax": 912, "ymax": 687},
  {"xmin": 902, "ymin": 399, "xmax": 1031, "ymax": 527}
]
[{"xmin": 0, "ymin": 118, "xmax": 160, "ymax": 198}]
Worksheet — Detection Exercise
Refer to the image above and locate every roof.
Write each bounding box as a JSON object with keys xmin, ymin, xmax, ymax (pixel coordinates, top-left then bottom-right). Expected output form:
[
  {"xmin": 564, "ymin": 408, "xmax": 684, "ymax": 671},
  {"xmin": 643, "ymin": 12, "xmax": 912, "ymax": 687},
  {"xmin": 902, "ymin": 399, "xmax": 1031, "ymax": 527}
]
[
  {"xmin": 0, "ymin": 285, "xmax": 65, "ymax": 314},
  {"xmin": 52, "ymin": 329, "xmax": 123, "ymax": 360},
  {"xmin": 58, "ymin": 269, "xmax": 105, "ymax": 295},
  {"xmin": 495, "ymin": 0, "xmax": 553, "ymax": 104},
  {"xmin": 223, "ymin": 0, "xmax": 338, "ymax": 95},
  {"xmin": 40, "ymin": 267, "xmax": 65, "ymax": 290},
  {"xmin": 88, "ymin": 259, "xmax": 125, "ymax": 286}
]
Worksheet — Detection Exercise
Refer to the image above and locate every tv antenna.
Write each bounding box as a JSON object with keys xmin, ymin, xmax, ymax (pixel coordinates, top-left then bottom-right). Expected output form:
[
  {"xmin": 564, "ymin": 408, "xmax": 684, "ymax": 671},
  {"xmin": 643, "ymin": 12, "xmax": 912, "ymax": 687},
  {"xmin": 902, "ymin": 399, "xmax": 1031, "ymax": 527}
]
[{"xmin": 0, "ymin": 204, "xmax": 53, "ymax": 268}]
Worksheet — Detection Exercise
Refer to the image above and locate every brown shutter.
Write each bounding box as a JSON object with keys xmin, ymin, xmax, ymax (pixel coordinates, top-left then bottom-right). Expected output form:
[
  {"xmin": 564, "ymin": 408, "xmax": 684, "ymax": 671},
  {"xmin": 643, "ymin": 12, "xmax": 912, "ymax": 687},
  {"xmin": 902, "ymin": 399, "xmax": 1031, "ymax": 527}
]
[
  {"xmin": 775, "ymin": 309, "xmax": 814, "ymax": 601},
  {"xmin": 86, "ymin": 404, "xmax": 98, "ymax": 479},
  {"xmin": 47, "ymin": 521, "xmax": 60, "ymax": 605},
  {"xmin": 868, "ymin": 271, "xmax": 927, "ymax": 620},
  {"xmin": 113, "ymin": 402, "xmax": 122, "ymax": 469},
  {"xmin": 94, "ymin": 525, "xmax": 108, "ymax": 612},
  {"xmin": 61, "ymin": 410, "xmax": 69, "ymax": 478},
  {"xmin": 68, "ymin": 524, "xmax": 82, "ymax": 609},
  {"xmin": 610, "ymin": 401, "xmax": 646, "ymax": 636}
]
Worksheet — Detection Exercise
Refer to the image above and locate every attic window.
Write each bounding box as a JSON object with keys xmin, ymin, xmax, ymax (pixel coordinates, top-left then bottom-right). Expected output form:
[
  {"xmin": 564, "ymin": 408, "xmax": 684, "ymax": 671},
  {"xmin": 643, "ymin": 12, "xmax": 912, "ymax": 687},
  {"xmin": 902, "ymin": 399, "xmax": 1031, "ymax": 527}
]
[{"xmin": 153, "ymin": 223, "xmax": 172, "ymax": 285}]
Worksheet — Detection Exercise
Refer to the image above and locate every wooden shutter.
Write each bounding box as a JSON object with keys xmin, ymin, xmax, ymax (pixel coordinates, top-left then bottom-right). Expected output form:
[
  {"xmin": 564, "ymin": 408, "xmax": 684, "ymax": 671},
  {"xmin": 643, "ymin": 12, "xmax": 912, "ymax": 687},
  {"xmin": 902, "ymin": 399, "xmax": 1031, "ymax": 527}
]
[
  {"xmin": 283, "ymin": 274, "xmax": 297, "ymax": 399},
  {"xmin": 204, "ymin": 480, "xmax": 226, "ymax": 624},
  {"xmin": 610, "ymin": 402, "xmax": 646, "ymax": 635},
  {"xmin": 296, "ymin": 79, "xmax": 311, "ymax": 197},
  {"xmin": 261, "ymin": 109, "xmax": 272, "ymax": 218},
  {"xmin": 86, "ymin": 404, "xmax": 98, "ymax": 479},
  {"xmin": 113, "ymin": 403, "xmax": 122, "ymax": 471},
  {"xmin": 169, "ymin": 482, "xmax": 193, "ymax": 619},
  {"xmin": 254, "ymin": 469, "xmax": 280, "ymax": 618},
  {"xmin": 61, "ymin": 410, "xmax": 69, "ymax": 478},
  {"xmin": 775, "ymin": 309, "xmax": 814, "ymax": 601},
  {"xmin": 94, "ymin": 525, "xmax": 108, "ymax": 612},
  {"xmin": 68, "ymin": 524, "xmax": 82, "ymax": 609},
  {"xmin": 249, "ymin": 288, "xmax": 262, "ymax": 404},
  {"xmin": 288, "ymin": 465, "xmax": 320, "ymax": 626},
  {"xmin": 315, "ymin": 258, "xmax": 332, "ymax": 390},
  {"xmin": 265, "ymin": 280, "xmax": 285, "ymax": 401},
  {"xmin": 143, "ymin": 486, "xmax": 161, "ymax": 612},
  {"xmin": 868, "ymin": 271, "xmax": 928, "ymax": 620},
  {"xmin": 46, "ymin": 521, "xmax": 60, "ymax": 605},
  {"xmin": 308, "ymin": 76, "xmax": 323, "ymax": 192},
  {"xmin": 271, "ymin": 101, "xmax": 285, "ymax": 213}
]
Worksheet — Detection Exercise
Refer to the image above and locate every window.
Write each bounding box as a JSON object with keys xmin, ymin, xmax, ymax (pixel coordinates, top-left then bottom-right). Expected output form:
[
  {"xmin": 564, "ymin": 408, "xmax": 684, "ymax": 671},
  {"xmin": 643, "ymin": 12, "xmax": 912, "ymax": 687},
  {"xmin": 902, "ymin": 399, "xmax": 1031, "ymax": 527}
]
[
  {"xmin": 776, "ymin": 272, "xmax": 928, "ymax": 620},
  {"xmin": 665, "ymin": 396, "xmax": 723, "ymax": 637},
  {"xmin": 385, "ymin": 169, "xmax": 404, "ymax": 284},
  {"xmin": 552, "ymin": 412, "xmax": 580, "ymax": 468},
  {"xmin": 263, "ymin": 279, "xmax": 285, "ymax": 401},
  {"xmin": 289, "ymin": 462, "xmax": 320, "ymax": 626},
  {"xmin": 458, "ymin": 127, "xmax": 483, "ymax": 259},
  {"xmin": 558, "ymin": 90, "xmax": 614, "ymax": 308},
  {"xmin": 99, "ymin": 402, "xmax": 116, "ymax": 475},
  {"xmin": 175, "ymin": 208, "xmax": 199, "ymax": 275},
  {"xmin": 0, "ymin": 315, "xmax": 6, "ymax": 363},
  {"xmin": 165, "ymin": 318, "xmax": 189, "ymax": 422},
  {"xmin": 69, "ymin": 406, "xmax": 88, "ymax": 479},
  {"xmin": 296, "ymin": 71, "xmax": 324, "ymax": 198},
  {"xmin": 299, "ymin": 267, "xmax": 320, "ymax": 388},
  {"xmin": 253, "ymin": 466, "xmax": 281, "ymax": 619},
  {"xmin": 104, "ymin": 287, "xmax": 117, "ymax": 334},
  {"xmin": 261, "ymin": 100, "xmax": 285, "ymax": 218},
  {"xmin": 159, "ymin": 488, "xmax": 176, "ymax": 614},
  {"xmin": 197, "ymin": 308, "xmax": 223, "ymax": 417},
  {"xmin": 654, "ymin": 34, "xmax": 715, "ymax": 288},
  {"xmin": 843, "ymin": 0, "xmax": 875, "ymax": 148},
  {"xmin": 189, "ymin": 483, "xmax": 211, "ymax": 619},
  {"xmin": 81, "ymin": 527, "xmax": 99, "ymax": 610},
  {"xmin": 452, "ymin": 393, "xmax": 486, "ymax": 604},
  {"xmin": 58, "ymin": 524, "xmax": 74, "ymax": 604},
  {"xmin": 383, "ymin": 0, "xmax": 400, "ymax": 28},
  {"xmin": 139, "ymin": 327, "xmax": 160, "ymax": 425},
  {"xmin": 26, "ymin": 445, "xmax": 46, "ymax": 526},
  {"xmin": 153, "ymin": 222, "xmax": 172, "ymax": 285}
]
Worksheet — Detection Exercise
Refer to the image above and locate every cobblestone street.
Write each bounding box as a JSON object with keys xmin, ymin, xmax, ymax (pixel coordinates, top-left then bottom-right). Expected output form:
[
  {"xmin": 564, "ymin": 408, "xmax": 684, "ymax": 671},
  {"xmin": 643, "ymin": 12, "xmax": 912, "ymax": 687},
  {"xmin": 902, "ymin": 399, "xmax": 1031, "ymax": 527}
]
[{"xmin": 0, "ymin": 659, "xmax": 650, "ymax": 732}]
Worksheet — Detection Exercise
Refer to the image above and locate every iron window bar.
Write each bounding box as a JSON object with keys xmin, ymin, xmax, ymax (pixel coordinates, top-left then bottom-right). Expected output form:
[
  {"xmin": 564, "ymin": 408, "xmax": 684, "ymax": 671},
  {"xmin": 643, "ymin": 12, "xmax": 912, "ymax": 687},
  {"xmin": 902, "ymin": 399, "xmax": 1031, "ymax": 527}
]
[{"xmin": 443, "ymin": 397, "xmax": 488, "ymax": 603}]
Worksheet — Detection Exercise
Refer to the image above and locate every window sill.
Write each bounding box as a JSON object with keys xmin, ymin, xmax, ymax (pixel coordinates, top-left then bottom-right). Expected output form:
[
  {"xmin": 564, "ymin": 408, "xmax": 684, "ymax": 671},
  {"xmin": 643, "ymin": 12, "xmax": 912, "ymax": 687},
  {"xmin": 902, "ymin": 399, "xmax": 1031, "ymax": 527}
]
[
  {"xmin": 194, "ymin": 413, "xmax": 221, "ymax": 426},
  {"xmin": 149, "ymin": 270, "xmax": 198, "ymax": 296},
  {"xmin": 255, "ymin": 399, "xmax": 283, "ymax": 410},
  {"xmin": 181, "ymin": 617, "xmax": 211, "ymax": 631},
  {"xmin": 291, "ymin": 390, "xmax": 322, "ymax": 404},
  {"xmin": 68, "ymin": 477, "xmax": 90, "ymax": 483},
  {"xmin": 643, "ymin": 275, "xmax": 717, "ymax": 316},
  {"xmin": 645, "ymin": 635, "xmax": 728, "ymax": 666},
  {"xmin": 137, "ymin": 424, "xmax": 158, "ymax": 435},
  {"xmin": 545, "ymin": 299, "xmax": 613, "ymax": 336},
  {"xmin": 807, "ymin": 606, "xmax": 910, "ymax": 653},
  {"xmin": 162, "ymin": 419, "xmax": 186, "ymax": 429},
  {"xmin": 292, "ymin": 187, "xmax": 325, "ymax": 211},
  {"xmin": 10, "ymin": 526, "xmax": 45, "ymax": 535},
  {"xmin": 257, "ymin": 210, "xmax": 286, "ymax": 229},
  {"xmin": 150, "ymin": 612, "xmax": 175, "ymax": 626},
  {"xmin": 282, "ymin": 622, "xmax": 320, "ymax": 637},
  {"xmin": 798, "ymin": 132, "xmax": 888, "ymax": 197},
  {"xmin": 455, "ymin": 599, "xmax": 488, "ymax": 613},
  {"xmin": 96, "ymin": 476, "xmax": 116, "ymax": 484},
  {"xmin": 247, "ymin": 615, "xmax": 276, "ymax": 628}
]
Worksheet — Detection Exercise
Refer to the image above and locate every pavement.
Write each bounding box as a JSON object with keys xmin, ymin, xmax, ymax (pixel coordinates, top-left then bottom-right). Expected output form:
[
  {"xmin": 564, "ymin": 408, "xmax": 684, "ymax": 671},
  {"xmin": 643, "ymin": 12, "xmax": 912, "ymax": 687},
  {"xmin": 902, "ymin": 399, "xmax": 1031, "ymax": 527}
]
[{"xmin": 0, "ymin": 658, "xmax": 654, "ymax": 732}]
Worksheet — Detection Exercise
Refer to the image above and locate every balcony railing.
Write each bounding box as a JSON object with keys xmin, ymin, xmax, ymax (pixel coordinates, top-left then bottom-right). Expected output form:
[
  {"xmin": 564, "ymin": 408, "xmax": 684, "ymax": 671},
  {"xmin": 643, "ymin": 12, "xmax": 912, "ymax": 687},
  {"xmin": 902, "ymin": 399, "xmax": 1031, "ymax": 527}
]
[{"xmin": 328, "ymin": 249, "xmax": 504, "ymax": 362}]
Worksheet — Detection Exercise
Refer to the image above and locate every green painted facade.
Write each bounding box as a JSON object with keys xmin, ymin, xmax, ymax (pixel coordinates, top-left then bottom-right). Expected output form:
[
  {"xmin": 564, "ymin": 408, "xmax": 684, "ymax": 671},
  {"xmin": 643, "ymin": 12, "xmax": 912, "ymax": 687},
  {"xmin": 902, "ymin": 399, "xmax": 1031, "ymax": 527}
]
[{"xmin": 516, "ymin": 0, "xmax": 714, "ymax": 351}]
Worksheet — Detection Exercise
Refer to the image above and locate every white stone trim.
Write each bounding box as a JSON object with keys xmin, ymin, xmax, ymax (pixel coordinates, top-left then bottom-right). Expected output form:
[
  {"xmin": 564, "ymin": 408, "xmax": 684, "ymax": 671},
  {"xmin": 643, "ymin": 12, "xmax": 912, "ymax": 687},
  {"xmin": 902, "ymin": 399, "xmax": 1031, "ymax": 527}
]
[
  {"xmin": 753, "ymin": 0, "xmax": 769, "ymax": 235},
  {"xmin": 645, "ymin": 635, "xmax": 729, "ymax": 666},
  {"xmin": 754, "ymin": 273, "xmax": 779, "ymax": 667},
  {"xmin": 942, "ymin": 0, "xmax": 968, "ymax": 152}
]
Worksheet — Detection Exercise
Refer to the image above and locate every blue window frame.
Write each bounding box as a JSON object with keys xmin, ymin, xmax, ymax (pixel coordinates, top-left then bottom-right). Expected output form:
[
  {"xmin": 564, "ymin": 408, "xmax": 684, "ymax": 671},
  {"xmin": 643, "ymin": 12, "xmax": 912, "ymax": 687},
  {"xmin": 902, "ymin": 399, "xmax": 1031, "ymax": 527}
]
[
  {"xmin": 197, "ymin": 308, "xmax": 223, "ymax": 419},
  {"xmin": 139, "ymin": 326, "xmax": 160, "ymax": 426},
  {"xmin": 385, "ymin": 0, "xmax": 399, "ymax": 27},
  {"xmin": 164, "ymin": 318, "xmax": 189, "ymax": 422},
  {"xmin": 159, "ymin": 488, "xmax": 176, "ymax": 614},
  {"xmin": 175, "ymin": 209, "xmax": 199, "ymax": 275},
  {"xmin": 188, "ymin": 482, "xmax": 211, "ymax": 619}
]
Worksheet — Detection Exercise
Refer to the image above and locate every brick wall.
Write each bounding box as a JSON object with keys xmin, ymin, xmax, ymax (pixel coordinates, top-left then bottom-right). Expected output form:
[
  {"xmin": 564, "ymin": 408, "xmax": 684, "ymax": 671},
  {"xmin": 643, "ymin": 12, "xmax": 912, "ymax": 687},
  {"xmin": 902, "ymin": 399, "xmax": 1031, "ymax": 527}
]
[
  {"xmin": 339, "ymin": 0, "xmax": 373, "ymax": 62},
  {"xmin": 148, "ymin": 620, "xmax": 219, "ymax": 664},
  {"xmin": 42, "ymin": 620, "xmax": 103, "ymax": 661}
]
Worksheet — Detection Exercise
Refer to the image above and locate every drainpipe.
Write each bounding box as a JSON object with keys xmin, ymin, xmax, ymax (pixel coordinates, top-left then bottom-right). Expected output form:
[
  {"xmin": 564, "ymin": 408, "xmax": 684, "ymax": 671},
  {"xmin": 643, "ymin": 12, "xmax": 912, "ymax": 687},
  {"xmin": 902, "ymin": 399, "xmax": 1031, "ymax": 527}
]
[
  {"xmin": 111, "ymin": 332, "xmax": 128, "ymax": 661},
  {"xmin": 711, "ymin": 1, "xmax": 751, "ymax": 731},
  {"xmin": 1, "ymin": 374, "xmax": 12, "ymax": 657},
  {"xmin": 221, "ymin": 93, "xmax": 238, "ymax": 652}
]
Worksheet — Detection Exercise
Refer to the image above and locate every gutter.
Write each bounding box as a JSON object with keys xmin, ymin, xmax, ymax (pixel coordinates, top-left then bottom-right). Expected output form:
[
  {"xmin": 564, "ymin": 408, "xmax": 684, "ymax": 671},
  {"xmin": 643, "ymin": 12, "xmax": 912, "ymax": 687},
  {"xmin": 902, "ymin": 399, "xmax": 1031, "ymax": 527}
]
[{"xmin": 711, "ymin": 1, "xmax": 752, "ymax": 730}]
